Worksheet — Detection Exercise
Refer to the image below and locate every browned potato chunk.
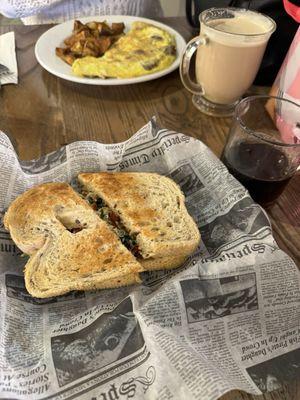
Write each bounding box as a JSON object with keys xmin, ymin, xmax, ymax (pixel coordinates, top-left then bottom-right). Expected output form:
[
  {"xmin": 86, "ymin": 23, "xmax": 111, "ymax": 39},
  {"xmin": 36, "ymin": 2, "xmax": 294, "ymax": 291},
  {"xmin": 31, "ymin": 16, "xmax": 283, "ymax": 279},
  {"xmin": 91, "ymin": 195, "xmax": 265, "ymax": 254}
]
[
  {"xmin": 97, "ymin": 22, "xmax": 113, "ymax": 35},
  {"xmin": 73, "ymin": 20, "xmax": 85, "ymax": 33},
  {"xmin": 56, "ymin": 19, "xmax": 124, "ymax": 66},
  {"xmin": 55, "ymin": 48, "xmax": 76, "ymax": 65},
  {"xmin": 111, "ymin": 22, "xmax": 125, "ymax": 35},
  {"xmin": 63, "ymin": 53, "xmax": 76, "ymax": 65},
  {"xmin": 64, "ymin": 35, "xmax": 74, "ymax": 46},
  {"xmin": 82, "ymin": 43, "xmax": 98, "ymax": 57},
  {"xmin": 94, "ymin": 36, "xmax": 112, "ymax": 55},
  {"xmin": 64, "ymin": 29, "xmax": 90, "ymax": 47},
  {"xmin": 86, "ymin": 21, "xmax": 98, "ymax": 30},
  {"xmin": 70, "ymin": 40, "xmax": 84, "ymax": 55}
]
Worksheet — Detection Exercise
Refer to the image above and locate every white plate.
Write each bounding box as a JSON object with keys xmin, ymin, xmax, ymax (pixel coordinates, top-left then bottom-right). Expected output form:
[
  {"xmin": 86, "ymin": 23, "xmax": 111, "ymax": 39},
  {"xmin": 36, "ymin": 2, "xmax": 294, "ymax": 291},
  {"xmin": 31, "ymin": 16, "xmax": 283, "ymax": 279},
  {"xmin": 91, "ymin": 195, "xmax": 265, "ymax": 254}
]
[{"xmin": 35, "ymin": 15, "xmax": 186, "ymax": 85}]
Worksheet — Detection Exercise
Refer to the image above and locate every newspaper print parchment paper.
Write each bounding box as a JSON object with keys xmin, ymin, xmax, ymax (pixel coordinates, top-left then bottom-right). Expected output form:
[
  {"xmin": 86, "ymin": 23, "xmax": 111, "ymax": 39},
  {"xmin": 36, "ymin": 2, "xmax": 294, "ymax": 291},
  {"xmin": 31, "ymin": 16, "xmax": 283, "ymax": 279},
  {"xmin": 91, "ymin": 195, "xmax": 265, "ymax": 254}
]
[{"xmin": 0, "ymin": 119, "xmax": 299, "ymax": 400}]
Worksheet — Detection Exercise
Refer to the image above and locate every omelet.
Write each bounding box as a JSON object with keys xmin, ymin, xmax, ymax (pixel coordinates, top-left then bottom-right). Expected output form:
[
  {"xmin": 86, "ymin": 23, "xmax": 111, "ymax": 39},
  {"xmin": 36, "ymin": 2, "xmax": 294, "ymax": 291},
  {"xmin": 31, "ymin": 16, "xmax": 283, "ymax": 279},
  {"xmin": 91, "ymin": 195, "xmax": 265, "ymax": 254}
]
[{"xmin": 72, "ymin": 22, "xmax": 177, "ymax": 79}]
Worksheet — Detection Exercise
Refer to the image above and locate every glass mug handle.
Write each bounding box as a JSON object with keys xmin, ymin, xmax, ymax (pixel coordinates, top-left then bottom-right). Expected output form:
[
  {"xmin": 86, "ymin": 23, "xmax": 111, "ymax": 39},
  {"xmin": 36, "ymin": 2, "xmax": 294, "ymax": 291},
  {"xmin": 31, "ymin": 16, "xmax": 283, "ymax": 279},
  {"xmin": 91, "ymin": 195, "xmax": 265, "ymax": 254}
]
[{"xmin": 180, "ymin": 36, "xmax": 206, "ymax": 95}]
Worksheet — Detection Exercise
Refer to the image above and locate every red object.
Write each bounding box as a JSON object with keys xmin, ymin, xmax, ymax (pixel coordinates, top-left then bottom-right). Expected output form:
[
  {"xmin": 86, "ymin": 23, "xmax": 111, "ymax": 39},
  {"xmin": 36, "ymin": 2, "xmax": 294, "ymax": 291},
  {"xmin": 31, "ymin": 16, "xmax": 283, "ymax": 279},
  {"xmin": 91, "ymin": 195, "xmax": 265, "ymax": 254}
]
[
  {"xmin": 283, "ymin": 0, "xmax": 300, "ymax": 22},
  {"xmin": 109, "ymin": 211, "xmax": 120, "ymax": 226}
]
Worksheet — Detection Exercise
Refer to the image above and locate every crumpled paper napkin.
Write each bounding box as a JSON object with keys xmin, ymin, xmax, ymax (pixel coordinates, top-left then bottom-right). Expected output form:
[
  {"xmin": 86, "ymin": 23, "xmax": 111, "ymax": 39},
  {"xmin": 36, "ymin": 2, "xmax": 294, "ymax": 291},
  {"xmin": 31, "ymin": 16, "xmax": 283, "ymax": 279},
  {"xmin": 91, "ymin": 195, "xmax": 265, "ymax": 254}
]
[{"xmin": 0, "ymin": 31, "xmax": 18, "ymax": 85}]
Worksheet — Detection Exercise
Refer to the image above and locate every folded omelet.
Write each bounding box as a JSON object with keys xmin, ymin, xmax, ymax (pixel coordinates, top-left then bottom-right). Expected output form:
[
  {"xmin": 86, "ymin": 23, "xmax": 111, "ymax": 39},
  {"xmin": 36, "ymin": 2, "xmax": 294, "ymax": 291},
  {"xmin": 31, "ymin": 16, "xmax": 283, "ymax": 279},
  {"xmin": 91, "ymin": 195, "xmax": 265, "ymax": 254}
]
[{"xmin": 72, "ymin": 21, "xmax": 177, "ymax": 79}]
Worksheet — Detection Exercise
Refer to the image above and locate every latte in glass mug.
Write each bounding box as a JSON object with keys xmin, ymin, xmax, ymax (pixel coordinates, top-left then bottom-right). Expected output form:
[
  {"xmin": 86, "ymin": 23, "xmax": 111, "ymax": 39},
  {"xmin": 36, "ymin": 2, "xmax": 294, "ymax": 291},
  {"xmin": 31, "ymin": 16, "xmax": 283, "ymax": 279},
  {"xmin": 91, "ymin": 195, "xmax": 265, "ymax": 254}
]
[{"xmin": 180, "ymin": 8, "xmax": 276, "ymax": 117}]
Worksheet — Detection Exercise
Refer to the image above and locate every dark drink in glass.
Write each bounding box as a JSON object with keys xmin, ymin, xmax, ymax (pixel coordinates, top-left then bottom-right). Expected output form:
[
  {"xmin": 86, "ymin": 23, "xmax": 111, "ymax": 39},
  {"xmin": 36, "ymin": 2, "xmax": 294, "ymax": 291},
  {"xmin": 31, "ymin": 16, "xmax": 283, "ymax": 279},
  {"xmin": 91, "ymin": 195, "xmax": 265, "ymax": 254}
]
[
  {"xmin": 220, "ymin": 96, "xmax": 300, "ymax": 209},
  {"xmin": 221, "ymin": 141, "xmax": 292, "ymax": 206}
]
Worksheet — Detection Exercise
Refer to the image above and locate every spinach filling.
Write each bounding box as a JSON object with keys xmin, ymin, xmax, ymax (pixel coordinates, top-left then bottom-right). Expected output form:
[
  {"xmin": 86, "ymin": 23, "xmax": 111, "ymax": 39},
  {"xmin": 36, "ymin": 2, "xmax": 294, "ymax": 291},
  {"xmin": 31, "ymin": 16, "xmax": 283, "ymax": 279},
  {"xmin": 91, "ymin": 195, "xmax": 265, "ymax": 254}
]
[{"xmin": 84, "ymin": 192, "xmax": 141, "ymax": 258}]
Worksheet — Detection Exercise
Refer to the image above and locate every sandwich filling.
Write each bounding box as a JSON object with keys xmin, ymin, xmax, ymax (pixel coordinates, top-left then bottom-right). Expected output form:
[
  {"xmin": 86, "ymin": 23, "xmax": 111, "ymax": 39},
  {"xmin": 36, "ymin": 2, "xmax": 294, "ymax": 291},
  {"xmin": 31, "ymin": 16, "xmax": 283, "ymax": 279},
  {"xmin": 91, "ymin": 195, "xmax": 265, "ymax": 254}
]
[{"xmin": 82, "ymin": 191, "xmax": 141, "ymax": 258}]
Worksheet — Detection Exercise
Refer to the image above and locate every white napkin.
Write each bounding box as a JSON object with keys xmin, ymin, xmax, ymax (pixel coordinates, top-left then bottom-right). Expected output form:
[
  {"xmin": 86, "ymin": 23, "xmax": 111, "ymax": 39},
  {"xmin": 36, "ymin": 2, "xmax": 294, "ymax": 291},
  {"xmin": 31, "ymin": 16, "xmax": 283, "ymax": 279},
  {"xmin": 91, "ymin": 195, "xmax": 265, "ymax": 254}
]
[{"xmin": 0, "ymin": 32, "xmax": 18, "ymax": 85}]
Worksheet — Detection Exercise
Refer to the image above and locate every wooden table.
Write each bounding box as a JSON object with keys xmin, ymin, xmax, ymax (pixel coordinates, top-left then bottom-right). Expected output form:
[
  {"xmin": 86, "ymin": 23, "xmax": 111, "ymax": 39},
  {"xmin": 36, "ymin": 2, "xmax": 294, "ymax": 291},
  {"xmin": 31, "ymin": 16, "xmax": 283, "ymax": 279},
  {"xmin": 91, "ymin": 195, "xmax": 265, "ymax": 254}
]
[{"xmin": 0, "ymin": 17, "xmax": 299, "ymax": 400}]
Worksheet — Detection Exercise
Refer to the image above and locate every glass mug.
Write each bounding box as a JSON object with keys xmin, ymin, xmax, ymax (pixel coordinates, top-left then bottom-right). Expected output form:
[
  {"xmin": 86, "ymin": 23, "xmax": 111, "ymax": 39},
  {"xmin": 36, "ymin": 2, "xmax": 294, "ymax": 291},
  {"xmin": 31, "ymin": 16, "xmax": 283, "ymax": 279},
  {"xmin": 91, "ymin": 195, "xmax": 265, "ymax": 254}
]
[
  {"xmin": 180, "ymin": 8, "xmax": 276, "ymax": 117},
  {"xmin": 221, "ymin": 95, "xmax": 300, "ymax": 208}
]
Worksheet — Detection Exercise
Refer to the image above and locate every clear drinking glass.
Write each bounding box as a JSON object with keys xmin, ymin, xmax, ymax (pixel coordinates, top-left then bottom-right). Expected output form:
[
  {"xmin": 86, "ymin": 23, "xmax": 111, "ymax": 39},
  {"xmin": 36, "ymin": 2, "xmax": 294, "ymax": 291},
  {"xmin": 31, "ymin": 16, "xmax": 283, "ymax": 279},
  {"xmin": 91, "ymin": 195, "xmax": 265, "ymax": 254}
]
[
  {"xmin": 180, "ymin": 8, "xmax": 276, "ymax": 117},
  {"xmin": 221, "ymin": 95, "xmax": 300, "ymax": 208}
]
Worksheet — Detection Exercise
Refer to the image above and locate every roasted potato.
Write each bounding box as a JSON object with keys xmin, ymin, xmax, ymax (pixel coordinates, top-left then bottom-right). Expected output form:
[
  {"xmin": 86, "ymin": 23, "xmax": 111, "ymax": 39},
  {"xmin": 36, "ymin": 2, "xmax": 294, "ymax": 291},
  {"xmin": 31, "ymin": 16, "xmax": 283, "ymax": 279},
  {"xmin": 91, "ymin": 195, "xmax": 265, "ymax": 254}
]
[{"xmin": 56, "ymin": 20, "xmax": 125, "ymax": 65}]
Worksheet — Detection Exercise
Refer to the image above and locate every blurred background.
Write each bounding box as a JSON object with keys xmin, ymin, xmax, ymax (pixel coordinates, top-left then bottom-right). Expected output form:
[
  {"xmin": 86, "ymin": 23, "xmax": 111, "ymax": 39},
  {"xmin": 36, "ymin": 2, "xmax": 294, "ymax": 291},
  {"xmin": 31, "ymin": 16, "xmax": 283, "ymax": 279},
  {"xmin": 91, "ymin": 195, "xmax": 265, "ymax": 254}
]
[{"xmin": 0, "ymin": 0, "xmax": 186, "ymax": 25}]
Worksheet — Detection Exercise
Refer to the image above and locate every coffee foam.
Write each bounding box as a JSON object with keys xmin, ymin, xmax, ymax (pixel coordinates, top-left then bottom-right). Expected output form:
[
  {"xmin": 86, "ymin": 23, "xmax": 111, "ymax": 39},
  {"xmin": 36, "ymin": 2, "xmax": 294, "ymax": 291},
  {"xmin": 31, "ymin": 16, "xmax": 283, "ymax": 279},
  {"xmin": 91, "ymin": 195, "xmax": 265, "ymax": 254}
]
[{"xmin": 202, "ymin": 10, "xmax": 275, "ymax": 46}]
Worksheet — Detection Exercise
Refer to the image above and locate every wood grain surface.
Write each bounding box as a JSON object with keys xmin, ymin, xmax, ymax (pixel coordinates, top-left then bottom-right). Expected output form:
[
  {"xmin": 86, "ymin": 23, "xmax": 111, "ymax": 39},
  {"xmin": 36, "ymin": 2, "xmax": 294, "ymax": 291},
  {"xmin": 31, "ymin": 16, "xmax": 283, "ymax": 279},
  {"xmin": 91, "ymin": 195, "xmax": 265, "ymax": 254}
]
[{"xmin": 0, "ymin": 17, "xmax": 299, "ymax": 400}]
